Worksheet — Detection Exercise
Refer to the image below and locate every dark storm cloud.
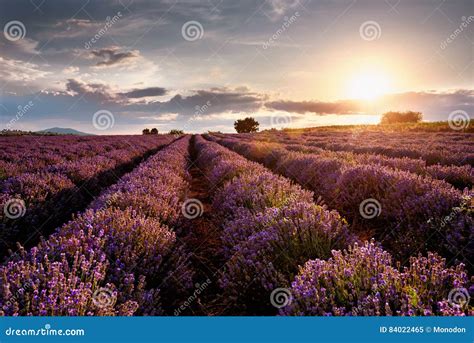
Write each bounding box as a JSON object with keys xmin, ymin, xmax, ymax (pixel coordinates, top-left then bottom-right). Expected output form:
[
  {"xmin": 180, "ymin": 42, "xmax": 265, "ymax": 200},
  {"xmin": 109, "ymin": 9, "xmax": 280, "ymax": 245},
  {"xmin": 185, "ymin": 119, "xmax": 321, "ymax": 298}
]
[{"xmin": 120, "ymin": 87, "xmax": 168, "ymax": 98}]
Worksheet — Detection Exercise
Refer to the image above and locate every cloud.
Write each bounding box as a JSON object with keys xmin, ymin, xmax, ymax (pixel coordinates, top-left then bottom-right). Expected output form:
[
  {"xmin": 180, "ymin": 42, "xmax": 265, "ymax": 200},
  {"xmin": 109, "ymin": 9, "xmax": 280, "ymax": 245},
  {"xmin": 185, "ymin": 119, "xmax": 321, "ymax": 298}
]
[
  {"xmin": 3, "ymin": 80, "xmax": 472, "ymax": 133},
  {"xmin": 139, "ymin": 113, "xmax": 179, "ymax": 121},
  {"xmin": 63, "ymin": 66, "xmax": 79, "ymax": 74},
  {"xmin": 57, "ymin": 80, "xmax": 265, "ymax": 117},
  {"xmin": 378, "ymin": 90, "xmax": 474, "ymax": 120},
  {"xmin": 139, "ymin": 87, "xmax": 266, "ymax": 116},
  {"xmin": 265, "ymin": 0, "xmax": 300, "ymax": 20},
  {"xmin": 265, "ymin": 99, "xmax": 363, "ymax": 114},
  {"xmin": 65, "ymin": 78, "xmax": 118, "ymax": 104},
  {"xmin": 0, "ymin": 57, "xmax": 50, "ymax": 93},
  {"xmin": 120, "ymin": 87, "xmax": 167, "ymax": 98},
  {"xmin": 265, "ymin": 90, "xmax": 474, "ymax": 118},
  {"xmin": 90, "ymin": 48, "xmax": 140, "ymax": 67}
]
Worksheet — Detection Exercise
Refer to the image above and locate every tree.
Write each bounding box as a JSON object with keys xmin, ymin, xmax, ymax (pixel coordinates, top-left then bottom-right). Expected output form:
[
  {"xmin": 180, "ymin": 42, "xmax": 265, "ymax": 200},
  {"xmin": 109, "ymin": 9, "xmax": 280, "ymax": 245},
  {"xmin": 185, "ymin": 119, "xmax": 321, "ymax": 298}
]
[
  {"xmin": 169, "ymin": 129, "xmax": 184, "ymax": 135},
  {"xmin": 150, "ymin": 128, "xmax": 158, "ymax": 135},
  {"xmin": 142, "ymin": 128, "xmax": 150, "ymax": 135},
  {"xmin": 234, "ymin": 117, "xmax": 259, "ymax": 133},
  {"xmin": 380, "ymin": 111, "xmax": 423, "ymax": 125}
]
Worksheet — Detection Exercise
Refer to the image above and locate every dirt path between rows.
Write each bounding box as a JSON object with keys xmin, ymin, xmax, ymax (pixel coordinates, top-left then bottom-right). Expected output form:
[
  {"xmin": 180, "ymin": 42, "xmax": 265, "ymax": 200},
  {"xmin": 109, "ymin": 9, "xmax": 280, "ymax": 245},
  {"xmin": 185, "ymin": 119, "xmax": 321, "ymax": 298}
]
[{"xmin": 178, "ymin": 135, "xmax": 225, "ymax": 315}]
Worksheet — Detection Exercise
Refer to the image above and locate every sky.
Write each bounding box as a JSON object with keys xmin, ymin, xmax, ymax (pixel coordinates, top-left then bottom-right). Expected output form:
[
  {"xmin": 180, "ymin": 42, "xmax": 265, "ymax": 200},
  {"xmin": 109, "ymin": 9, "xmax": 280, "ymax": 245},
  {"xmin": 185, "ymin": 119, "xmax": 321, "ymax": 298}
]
[{"xmin": 0, "ymin": 0, "xmax": 472, "ymax": 134}]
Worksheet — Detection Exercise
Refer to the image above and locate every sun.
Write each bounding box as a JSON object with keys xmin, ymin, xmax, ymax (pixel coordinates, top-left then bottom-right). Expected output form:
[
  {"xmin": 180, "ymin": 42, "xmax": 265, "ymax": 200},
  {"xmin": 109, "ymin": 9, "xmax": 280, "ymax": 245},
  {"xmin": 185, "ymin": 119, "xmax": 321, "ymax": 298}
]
[{"xmin": 347, "ymin": 69, "xmax": 392, "ymax": 100}]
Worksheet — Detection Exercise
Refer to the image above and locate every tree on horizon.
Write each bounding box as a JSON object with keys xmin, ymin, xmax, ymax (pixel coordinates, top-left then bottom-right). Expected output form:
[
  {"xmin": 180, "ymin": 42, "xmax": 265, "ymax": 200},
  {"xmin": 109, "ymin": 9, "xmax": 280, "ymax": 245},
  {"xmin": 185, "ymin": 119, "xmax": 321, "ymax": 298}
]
[{"xmin": 234, "ymin": 117, "xmax": 259, "ymax": 133}]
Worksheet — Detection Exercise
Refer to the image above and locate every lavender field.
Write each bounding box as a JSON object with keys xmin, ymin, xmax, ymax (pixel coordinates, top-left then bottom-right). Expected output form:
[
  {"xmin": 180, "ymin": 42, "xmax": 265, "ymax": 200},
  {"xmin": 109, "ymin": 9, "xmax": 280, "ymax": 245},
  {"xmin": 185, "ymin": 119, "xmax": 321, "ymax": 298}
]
[{"xmin": 0, "ymin": 128, "xmax": 472, "ymax": 316}]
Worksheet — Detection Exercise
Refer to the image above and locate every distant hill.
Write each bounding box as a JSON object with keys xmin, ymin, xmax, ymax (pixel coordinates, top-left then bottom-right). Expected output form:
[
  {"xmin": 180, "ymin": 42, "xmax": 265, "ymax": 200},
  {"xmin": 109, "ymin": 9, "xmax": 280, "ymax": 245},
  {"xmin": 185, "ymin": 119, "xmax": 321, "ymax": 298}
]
[{"xmin": 36, "ymin": 127, "xmax": 94, "ymax": 136}]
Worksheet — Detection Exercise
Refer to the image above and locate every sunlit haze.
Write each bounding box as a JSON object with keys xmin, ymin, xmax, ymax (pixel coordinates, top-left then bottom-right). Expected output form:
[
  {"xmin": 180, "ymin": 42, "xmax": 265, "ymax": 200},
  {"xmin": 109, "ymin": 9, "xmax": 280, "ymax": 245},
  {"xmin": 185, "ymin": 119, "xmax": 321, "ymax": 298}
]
[{"xmin": 0, "ymin": 0, "xmax": 472, "ymax": 134}]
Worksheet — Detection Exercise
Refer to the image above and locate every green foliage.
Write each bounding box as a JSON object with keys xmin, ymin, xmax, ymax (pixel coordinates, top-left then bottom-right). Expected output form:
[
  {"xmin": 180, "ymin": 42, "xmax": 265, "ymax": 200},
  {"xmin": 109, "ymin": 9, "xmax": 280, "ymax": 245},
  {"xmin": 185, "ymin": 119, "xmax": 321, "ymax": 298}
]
[
  {"xmin": 234, "ymin": 117, "xmax": 259, "ymax": 133},
  {"xmin": 380, "ymin": 111, "xmax": 423, "ymax": 125},
  {"xmin": 169, "ymin": 129, "xmax": 184, "ymax": 135}
]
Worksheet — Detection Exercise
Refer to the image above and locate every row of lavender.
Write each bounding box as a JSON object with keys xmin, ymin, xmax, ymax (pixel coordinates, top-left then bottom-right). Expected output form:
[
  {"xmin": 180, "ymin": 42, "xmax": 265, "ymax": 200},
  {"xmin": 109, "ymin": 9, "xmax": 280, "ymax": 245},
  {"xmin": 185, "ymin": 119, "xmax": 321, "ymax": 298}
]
[
  {"xmin": 221, "ymin": 133, "xmax": 473, "ymax": 189},
  {"xmin": 285, "ymin": 144, "xmax": 473, "ymax": 190},
  {"xmin": 194, "ymin": 136, "xmax": 470, "ymax": 316},
  {"xmin": 0, "ymin": 135, "xmax": 160, "ymax": 179},
  {"xmin": 0, "ymin": 137, "xmax": 193, "ymax": 315},
  {"xmin": 207, "ymin": 135, "xmax": 473, "ymax": 270},
  {"xmin": 0, "ymin": 135, "xmax": 173, "ymax": 258},
  {"xmin": 240, "ymin": 130, "xmax": 474, "ymax": 166}
]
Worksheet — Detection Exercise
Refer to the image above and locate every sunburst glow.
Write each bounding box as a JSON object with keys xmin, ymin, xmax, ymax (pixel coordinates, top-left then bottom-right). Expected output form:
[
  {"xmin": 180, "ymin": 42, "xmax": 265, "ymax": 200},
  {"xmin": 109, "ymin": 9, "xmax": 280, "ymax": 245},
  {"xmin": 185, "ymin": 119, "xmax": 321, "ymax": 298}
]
[{"xmin": 347, "ymin": 69, "xmax": 392, "ymax": 100}]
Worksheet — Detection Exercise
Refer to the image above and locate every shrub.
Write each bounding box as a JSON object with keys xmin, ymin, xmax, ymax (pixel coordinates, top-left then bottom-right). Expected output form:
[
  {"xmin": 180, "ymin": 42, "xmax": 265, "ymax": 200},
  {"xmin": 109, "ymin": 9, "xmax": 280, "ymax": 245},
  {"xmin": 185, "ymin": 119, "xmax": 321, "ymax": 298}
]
[
  {"xmin": 219, "ymin": 202, "xmax": 355, "ymax": 313},
  {"xmin": 380, "ymin": 111, "xmax": 423, "ymax": 125},
  {"xmin": 281, "ymin": 241, "xmax": 469, "ymax": 316}
]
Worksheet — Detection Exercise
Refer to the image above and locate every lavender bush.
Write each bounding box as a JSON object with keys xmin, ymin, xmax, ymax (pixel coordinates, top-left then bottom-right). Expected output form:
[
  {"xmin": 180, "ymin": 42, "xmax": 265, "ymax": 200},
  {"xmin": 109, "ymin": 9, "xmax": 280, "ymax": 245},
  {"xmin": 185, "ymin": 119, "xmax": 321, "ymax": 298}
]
[{"xmin": 281, "ymin": 241, "xmax": 471, "ymax": 316}]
